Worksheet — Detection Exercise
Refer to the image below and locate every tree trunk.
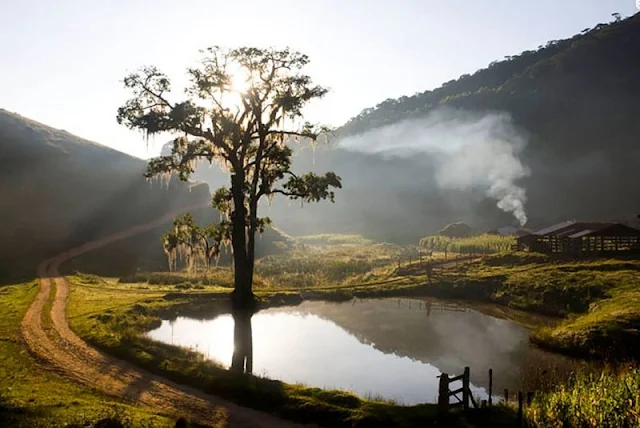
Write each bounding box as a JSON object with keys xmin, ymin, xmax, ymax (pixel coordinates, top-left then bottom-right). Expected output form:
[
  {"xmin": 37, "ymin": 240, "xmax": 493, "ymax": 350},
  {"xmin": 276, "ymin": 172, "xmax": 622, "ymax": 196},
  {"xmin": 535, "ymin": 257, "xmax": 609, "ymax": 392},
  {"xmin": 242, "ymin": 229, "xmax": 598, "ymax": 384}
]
[
  {"xmin": 230, "ymin": 173, "xmax": 254, "ymax": 309},
  {"xmin": 246, "ymin": 202, "xmax": 258, "ymax": 290}
]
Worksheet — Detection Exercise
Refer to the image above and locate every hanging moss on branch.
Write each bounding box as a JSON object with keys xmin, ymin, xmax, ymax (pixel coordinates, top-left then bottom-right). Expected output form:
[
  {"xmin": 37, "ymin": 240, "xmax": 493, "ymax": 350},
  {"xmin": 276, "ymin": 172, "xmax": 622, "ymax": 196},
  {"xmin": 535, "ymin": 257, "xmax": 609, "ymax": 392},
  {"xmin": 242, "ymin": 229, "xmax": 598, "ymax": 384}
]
[{"xmin": 162, "ymin": 213, "xmax": 226, "ymax": 273}]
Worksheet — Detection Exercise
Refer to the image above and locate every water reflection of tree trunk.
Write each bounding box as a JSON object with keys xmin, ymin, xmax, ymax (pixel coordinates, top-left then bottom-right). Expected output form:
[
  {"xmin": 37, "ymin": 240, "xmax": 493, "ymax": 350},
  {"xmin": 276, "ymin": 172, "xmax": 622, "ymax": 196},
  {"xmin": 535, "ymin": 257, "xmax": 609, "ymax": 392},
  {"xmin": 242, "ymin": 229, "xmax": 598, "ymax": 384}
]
[{"xmin": 231, "ymin": 310, "xmax": 253, "ymax": 374}]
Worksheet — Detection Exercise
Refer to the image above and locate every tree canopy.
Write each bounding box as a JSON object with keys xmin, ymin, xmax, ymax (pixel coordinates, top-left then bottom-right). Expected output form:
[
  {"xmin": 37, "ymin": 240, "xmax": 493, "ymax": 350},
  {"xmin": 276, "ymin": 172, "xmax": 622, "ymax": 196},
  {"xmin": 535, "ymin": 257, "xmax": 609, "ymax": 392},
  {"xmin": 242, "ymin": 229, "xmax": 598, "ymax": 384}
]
[{"xmin": 118, "ymin": 47, "xmax": 341, "ymax": 307}]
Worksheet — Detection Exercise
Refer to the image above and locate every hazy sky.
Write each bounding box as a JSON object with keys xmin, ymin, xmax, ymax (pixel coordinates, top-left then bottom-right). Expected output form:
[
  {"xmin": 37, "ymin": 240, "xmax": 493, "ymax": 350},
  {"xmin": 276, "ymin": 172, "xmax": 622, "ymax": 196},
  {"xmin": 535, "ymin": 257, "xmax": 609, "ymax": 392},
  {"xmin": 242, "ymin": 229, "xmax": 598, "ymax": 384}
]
[{"xmin": 1, "ymin": 0, "xmax": 637, "ymax": 159}]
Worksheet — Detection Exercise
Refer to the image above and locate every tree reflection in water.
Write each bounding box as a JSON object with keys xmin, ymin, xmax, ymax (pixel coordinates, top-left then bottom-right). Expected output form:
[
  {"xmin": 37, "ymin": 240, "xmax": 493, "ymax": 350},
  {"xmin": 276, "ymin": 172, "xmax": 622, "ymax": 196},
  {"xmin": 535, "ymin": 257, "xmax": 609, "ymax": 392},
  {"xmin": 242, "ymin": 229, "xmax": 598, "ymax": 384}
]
[{"xmin": 231, "ymin": 309, "xmax": 253, "ymax": 374}]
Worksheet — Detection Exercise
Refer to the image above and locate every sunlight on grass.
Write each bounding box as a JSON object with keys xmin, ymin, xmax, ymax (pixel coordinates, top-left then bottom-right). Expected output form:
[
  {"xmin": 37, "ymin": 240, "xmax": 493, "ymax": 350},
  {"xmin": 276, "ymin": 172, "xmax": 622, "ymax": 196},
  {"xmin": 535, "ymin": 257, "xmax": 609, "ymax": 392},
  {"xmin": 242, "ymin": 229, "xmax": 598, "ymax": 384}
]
[
  {"xmin": 62, "ymin": 247, "xmax": 640, "ymax": 427},
  {"xmin": 419, "ymin": 234, "xmax": 516, "ymax": 254},
  {"xmin": 0, "ymin": 282, "xmax": 174, "ymax": 427}
]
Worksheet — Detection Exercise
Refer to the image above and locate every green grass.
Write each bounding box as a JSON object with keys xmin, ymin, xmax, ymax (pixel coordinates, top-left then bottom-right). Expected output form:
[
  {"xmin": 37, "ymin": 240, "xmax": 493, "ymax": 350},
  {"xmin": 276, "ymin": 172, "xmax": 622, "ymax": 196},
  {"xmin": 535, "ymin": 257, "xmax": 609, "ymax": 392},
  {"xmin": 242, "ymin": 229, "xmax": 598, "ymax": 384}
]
[
  {"xmin": 254, "ymin": 239, "xmax": 407, "ymax": 288},
  {"xmin": 531, "ymin": 282, "xmax": 640, "ymax": 359},
  {"xmin": 53, "ymin": 240, "xmax": 640, "ymax": 426},
  {"xmin": 101, "ymin": 235, "xmax": 640, "ymax": 361},
  {"xmin": 66, "ymin": 269, "xmax": 640, "ymax": 428},
  {"xmin": 64, "ymin": 251, "xmax": 640, "ymax": 427},
  {"xmin": 0, "ymin": 282, "xmax": 177, "ymax": 427},
  {"xmin": 117, "ymin": 233, "xmax": 442, "ymax": 292},
  {"xmin": 433, "ymin": 253, "xmax": 640, "ymax": 359},
  {"xmin": 526, "ymin": 366, "xmax": 640, "ymax": 427},
  {"xmin": 68, "ymin": 277, "xmax": 492, "ymax": 428}
]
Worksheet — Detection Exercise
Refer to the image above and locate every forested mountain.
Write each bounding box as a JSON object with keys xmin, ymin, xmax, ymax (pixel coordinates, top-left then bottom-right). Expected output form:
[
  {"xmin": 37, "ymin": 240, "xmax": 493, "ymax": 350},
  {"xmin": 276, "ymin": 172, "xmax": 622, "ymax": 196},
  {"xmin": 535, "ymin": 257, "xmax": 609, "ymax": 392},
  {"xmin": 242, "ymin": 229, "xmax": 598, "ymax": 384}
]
[
  {"xmin": 192, "ymin": 14, "xmax": 640, "ymax": 242},
  {"xmin": 337, "ymin": 13, "xmax": 640, "ymax": 227},
  {"xmin": 340, "ymin": 13, "xmax": 640, "ymax": 153}
]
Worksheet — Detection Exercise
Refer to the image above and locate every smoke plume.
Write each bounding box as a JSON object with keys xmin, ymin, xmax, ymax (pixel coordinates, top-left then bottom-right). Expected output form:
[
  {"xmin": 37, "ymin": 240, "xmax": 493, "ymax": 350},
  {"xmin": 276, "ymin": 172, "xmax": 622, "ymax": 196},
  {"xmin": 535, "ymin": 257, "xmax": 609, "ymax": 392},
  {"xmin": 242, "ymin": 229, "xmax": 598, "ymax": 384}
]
[{"xmin": 338, "ymin": 108, "xmax": 530, "ymax": 226}]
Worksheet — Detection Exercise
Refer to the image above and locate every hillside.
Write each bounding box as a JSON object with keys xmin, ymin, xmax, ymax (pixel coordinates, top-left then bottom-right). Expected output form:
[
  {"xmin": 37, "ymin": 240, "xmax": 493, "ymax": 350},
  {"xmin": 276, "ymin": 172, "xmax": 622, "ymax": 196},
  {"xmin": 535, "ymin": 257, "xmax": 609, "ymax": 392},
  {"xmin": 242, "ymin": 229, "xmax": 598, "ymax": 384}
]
[
  {"xmin": 0, "ymin": 109, "xmax": 210, "ymax": 281},
  {"xmin": 335, "ymin": 14, "xmax": 640, "ymax": 226},
  {"xmin": 189, "ymin": 14, "xmax": 640, "ymax": 242}
]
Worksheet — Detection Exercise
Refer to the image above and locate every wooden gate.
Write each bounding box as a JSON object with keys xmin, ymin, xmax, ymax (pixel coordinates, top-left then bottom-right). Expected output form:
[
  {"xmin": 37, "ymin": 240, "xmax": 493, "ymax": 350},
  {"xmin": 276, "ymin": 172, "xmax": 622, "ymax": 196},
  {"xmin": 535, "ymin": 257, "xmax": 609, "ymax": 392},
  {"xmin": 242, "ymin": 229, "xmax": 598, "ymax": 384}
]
[{"xmin": 437, "ymin": 367, "xmax": 483, "ymax": 413}]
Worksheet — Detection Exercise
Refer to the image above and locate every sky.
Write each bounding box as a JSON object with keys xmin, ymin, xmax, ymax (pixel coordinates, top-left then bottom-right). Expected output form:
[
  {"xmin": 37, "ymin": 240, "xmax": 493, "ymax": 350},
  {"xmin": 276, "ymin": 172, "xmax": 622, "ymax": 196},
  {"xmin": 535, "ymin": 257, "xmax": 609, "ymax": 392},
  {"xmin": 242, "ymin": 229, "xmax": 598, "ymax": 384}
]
[{"xmin": 1, "ymin": 0, "xmax": 638, "ymax": 159}]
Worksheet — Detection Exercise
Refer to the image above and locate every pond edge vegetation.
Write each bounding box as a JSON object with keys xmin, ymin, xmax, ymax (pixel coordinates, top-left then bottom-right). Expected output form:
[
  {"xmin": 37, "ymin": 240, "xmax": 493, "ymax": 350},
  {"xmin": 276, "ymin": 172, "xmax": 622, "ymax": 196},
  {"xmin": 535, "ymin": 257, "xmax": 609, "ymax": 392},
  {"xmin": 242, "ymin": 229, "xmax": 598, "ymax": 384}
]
[{"xmin": 66, "ymin": 246, "xmax": 640, "ymax": 427}]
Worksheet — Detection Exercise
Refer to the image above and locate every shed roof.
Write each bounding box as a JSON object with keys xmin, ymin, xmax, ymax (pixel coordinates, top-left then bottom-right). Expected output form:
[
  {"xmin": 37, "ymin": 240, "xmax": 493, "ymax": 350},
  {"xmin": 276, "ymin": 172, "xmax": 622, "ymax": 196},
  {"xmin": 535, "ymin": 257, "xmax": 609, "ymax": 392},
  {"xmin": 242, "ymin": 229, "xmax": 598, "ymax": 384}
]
[
  {"xmin": 530, "ymin": 221, "xmax": 640, "ymax": 238},
  {"xmin": 534, "ymin": 221, "xmax": 577, "ymax": 236}
]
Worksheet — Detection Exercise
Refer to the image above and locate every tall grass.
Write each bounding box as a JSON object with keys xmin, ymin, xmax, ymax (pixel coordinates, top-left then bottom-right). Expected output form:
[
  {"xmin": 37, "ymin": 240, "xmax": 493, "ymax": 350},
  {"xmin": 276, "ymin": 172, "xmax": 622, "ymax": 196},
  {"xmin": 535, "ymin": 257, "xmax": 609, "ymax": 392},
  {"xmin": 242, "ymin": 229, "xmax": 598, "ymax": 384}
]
[
  {"xmin": 254, "ymin": 243, "xmax": 402, "ymax": 288},
  {"xmin": 527, "ymin": 366, "xmax": 640, "ymax": 427},
  {"xmin": 419, "ymin": 234, "xmax": 516, "ymax": 254}
]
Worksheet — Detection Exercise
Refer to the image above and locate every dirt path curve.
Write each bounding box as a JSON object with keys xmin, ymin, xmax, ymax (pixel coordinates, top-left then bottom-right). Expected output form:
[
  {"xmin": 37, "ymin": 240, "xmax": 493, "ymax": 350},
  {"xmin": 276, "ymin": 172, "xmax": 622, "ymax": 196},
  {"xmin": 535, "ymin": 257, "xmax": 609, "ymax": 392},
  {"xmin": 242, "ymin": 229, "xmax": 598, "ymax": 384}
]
[{"xmin": 21, "ymin": 206, "xmax": 311, "ymax": 428}]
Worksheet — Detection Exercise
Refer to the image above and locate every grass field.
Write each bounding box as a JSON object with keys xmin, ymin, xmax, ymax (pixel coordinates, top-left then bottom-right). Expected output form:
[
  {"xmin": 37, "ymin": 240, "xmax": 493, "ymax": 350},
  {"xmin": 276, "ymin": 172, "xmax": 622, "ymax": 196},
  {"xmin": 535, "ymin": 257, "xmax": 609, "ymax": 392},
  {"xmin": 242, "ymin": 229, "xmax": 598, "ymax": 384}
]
[
  {"xmin": 118, "ymin": 234, "xmax": 427, "ymax": 290},
  {"xmin": 67, "ymin": 275, "xmax": 453, "ymax": 428},
  {"xmin": 434, "ymin": 253, "xmax": 640, "ymax": 359},
  {"xmin": 0, "ymin": 282, "xmax": 177, "ymax": 427},
  {"xmin": 6, "ymin": 231, "xmax": 640, "ymax": 427},
  {"xmin": 66, "ymin": 267, "xmax": 640, "ymax": 428},
  {"xmin": 106, "ymin": 234, "xmax": 640, "ymax": 360},
  {"xmin": 254, "ymin": 234, "xmax": 431, "ymax": 289}
]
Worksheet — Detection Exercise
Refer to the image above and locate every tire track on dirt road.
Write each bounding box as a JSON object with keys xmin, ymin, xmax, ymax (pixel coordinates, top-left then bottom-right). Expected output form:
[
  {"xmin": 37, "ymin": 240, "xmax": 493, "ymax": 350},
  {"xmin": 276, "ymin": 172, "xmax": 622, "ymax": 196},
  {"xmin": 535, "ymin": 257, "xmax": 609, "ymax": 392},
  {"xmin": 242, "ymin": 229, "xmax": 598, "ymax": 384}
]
[{"xmin": 21, "ymin": 206, "xmax": 311, "ymax": 428}]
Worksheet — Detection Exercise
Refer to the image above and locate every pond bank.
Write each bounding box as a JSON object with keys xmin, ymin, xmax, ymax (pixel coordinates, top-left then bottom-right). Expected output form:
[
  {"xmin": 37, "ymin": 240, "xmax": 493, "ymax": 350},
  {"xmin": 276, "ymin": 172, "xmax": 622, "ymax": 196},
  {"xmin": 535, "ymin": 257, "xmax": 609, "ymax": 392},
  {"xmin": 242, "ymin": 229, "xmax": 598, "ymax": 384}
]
[
  {"xmin": 66, "ymin": 269, "xmax": 638, "ymax": 427},
  {"xmin": 245, "ymin": 252, "xmax": 640, "ymax": 361},
  {"xmin": 104, "ymin": 252, "xmax": 640, "ymax": 362},
  {"xmin": 147, "ymin": 298, "xmax": 562, "ymax": 405},
  {"xmin": 427, "ymin": 253, "xmax": 640, "ymax": 361},
  {"xmin": 68, "ymin": 280, "xmax": 454, "ymax": 428}
]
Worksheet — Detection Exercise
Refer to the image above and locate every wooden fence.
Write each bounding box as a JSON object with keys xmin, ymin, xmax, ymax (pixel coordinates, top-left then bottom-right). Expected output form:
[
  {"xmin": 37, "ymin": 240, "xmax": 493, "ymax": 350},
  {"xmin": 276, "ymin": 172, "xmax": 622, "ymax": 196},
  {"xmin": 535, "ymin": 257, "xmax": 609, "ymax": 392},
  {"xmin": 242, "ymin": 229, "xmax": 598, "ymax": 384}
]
[
  {"xmin": 438, "ymin": 367, "xmax": 480, "ymax": 413},
  {"xmin": 438, "ymin": 366, "xmax": 534, "ymax": 426}
]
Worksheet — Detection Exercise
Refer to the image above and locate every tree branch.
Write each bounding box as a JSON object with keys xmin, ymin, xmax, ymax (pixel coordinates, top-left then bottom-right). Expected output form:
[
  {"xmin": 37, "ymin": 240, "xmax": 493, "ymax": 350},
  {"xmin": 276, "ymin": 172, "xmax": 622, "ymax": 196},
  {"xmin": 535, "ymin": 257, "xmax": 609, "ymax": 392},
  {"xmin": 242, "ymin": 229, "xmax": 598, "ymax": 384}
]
[{"xmin": 269, "ymin": 188, "xmax": 308, "ymax": 198}]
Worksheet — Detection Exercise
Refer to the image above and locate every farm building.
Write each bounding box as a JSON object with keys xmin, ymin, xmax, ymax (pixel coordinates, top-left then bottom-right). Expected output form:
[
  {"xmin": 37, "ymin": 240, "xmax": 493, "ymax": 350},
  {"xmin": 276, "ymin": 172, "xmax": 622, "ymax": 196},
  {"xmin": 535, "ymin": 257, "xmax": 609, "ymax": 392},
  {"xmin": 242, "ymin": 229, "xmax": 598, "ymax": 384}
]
[{"xmin": 516, "ymin": 221, "xmax": 640, "ymax": 255}]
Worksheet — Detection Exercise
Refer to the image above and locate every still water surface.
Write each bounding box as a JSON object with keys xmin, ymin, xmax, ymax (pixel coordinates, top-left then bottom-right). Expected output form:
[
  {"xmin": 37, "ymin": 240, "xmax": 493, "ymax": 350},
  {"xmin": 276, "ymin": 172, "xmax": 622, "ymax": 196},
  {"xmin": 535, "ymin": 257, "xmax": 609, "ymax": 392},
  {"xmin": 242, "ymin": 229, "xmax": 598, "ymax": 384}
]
[{"xmin": 147, "ymin": 298, "xmax": 560, "ymax": 404}]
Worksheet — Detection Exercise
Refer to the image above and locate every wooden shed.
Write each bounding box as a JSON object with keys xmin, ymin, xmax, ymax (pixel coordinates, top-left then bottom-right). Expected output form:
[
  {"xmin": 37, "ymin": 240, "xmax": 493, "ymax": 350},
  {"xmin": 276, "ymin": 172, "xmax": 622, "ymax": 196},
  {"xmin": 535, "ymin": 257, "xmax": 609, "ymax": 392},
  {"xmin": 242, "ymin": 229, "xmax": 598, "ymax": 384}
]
[{"xmin": 516, "ymin": 221, "xmax": 640, "ymax": 255}]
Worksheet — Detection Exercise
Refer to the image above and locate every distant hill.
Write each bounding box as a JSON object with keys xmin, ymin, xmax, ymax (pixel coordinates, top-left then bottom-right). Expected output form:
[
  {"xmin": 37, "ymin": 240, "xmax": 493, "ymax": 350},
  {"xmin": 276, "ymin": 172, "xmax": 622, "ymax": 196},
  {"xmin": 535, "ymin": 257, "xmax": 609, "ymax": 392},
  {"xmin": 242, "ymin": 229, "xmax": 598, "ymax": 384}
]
[
  {"xmin": 0, "ymin": 109, "xmax": 216, "ymax": 281},
  {"xmin": 339, "ymin": 14, "xmax": 640, "ymax": 143},
  {"xmin": 0, "ymin": 110, "xmax": 215, "ymax": 278},
  {"xmin": 335, "ymin": 14, "xmax": 640, "ymax": 228},
  {"xmin": 190, "ymin": 14, "xmax": 640, "ymax": 242}
]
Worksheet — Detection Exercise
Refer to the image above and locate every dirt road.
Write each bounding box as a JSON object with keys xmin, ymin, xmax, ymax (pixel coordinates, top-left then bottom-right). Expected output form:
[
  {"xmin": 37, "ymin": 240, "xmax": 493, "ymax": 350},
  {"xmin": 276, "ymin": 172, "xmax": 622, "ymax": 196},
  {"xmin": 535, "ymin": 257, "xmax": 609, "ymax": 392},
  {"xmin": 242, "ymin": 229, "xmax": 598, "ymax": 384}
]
[{"xmin": 21, "ymin": 206, "xmax": 310, "ymax": 428}]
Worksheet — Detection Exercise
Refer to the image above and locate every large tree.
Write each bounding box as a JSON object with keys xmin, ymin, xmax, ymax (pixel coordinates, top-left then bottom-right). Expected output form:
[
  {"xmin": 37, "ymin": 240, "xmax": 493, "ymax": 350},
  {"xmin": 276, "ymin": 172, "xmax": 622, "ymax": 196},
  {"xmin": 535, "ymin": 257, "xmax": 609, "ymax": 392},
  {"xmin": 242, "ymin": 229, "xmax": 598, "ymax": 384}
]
[{"xmin": 117, "ymin": 47, "xmax": 341, "ymax": 308}]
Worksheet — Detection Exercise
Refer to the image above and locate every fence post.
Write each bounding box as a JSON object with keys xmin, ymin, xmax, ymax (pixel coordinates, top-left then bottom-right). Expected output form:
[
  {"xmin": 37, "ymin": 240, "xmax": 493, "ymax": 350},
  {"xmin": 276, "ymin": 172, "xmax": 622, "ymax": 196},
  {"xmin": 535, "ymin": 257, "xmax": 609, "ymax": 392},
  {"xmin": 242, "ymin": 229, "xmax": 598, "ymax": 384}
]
[
  {"xmin": 527, "ymin": 392, "xmax": 534, "ymax": 405},
  {"xmin": 517, "ymin": 391, "xmax": 523, "ymax": 426},
  {"xmin": 462, "ymin": 366, "xmax": 470, "ymax": 411},
  {"xmin": 438, "ymin": 373, "xmax": 450, "ymax": 416},
  {"xmin": 488, "ymin": 368, "xmax": 493, "ymax": 406}
]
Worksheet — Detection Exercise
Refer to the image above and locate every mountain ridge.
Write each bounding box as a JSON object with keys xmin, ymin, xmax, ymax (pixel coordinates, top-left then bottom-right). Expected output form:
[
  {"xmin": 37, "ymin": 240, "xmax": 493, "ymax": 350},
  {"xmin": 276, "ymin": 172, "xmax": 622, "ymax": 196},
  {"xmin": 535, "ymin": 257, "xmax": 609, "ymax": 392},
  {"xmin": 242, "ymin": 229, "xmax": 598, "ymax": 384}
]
[{"xmin": 0, "ymin": 109, "xmax": 210, "ymax": 281}]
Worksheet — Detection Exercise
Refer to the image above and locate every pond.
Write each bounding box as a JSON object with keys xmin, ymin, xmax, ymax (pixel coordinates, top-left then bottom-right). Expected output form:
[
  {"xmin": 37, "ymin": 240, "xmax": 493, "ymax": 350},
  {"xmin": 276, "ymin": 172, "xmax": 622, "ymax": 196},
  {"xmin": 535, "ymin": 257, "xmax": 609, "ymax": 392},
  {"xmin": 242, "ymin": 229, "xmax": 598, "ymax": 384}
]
[{"xmin": 147, "ymin": 298, "xmax": 567, "ymax": 405}]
